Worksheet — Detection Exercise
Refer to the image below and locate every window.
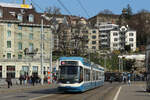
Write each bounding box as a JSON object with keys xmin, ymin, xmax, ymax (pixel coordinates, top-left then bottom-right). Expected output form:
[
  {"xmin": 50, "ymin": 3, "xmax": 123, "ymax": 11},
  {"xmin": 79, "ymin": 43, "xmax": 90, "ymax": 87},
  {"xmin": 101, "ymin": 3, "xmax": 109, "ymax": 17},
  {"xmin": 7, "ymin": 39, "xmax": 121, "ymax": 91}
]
[
  {"xmin": 17, "ymin": 14, "xmax": 23, "ymax": 21},
  {"xmin": 18, "ymin": 54, "xmax": 22, "ymax": 59},
  {"xmin": 129, "ymin": 33, "xmax": 134, "ymax": 36},
  {"xmin": 7, "ymin": 53, "xmax": 11, "ymax": 59},
  {"xmin": 32, "ymin": 66, "xmax": 38, "ymax": 76},
  {"xmin": 29, "ymin": 43, "xmax": 34, "ymax": 52},
  {"xmin": 92, "ymin": 41, "xmax": 96, "ymax": 44},
  {"xmin": 18, "ymin": 26, "xmax": 22, "ymax": 30},
  {"xmin": 84, "ymin": 35, "xmax": 88, "ymax": 39},
  {"xmin": 18, "ymin": 42, "xmax": 22, "ymax": 50},
  {"xmin": 7, "ymin": 41, "xmax": 11, "ymax": 48},
  {"xmin": 21, "ymin": 66, "xmax": 29, "ymax": 76},
  {"xmin": 92, "ymin": 30, "xmax": 96, "ymax": 33},
  {"xmin": 8, "ymin": 23, "xmax": 11, "ymax": 27},
  {"xmin": 29, "ymin": 33, "xmax": 33, "ymax": 40},
  {"xmin": 130, "ymin": 44, "xmax": 134, "ymax": 47},
  {"xmin": 7, "ymin": 30, "xmax": 11, "ymax": 38},
  {"xmin": 84, "ymin": 69, "xmax": 90, "ymax": 81},
  {"xmin": 129, "ymin": 38, "xmax": 134, "ymax": 41},
  {"xmin": 113, "ymin": 32, "xmax": 118, "ymax": 36},
  {"xmin": 114, "ymin": 38, "xmax": 118, "ymax": 41},
  {"xmin": 0, "ymin": 66, "xmax": 2, "ymax": 78},
  {"xmin": 29, "ymin": 27, "xmax": 33, "ymax": 31},
  {"xmin": 113, "ymin": 43, "xmax": 118, "ymax": 47},
  {"xmin": 7, "ymin": 66, "xmax": 15, "ymax": 78},
  {"xmin": 92, "ymin": 35, "xmax": 96, "ymax": 39},
  {"xmin": 29, "ymin": 14, "xmax": 34, "ymax": 22},
  {"xmin": 92, "ymin": 46, "xmax": 96, "ymax": 49},
  {"xmin": 17, "ymin": 33, "xmax": 22, "ymax": 39},
  {"xmin": 0, "ymin": 9, "xmax": 3, "ymax": 17}
]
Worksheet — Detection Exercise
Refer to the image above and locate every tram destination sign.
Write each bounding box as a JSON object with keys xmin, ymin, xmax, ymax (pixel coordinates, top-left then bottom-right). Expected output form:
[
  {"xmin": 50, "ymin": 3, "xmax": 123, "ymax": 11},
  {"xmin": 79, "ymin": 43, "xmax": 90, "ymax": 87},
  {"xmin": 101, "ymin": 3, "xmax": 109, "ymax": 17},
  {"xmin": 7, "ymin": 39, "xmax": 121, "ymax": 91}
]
[{"xmin": 61, "ymin": 61, "xmax": 78, "ymax": 66}]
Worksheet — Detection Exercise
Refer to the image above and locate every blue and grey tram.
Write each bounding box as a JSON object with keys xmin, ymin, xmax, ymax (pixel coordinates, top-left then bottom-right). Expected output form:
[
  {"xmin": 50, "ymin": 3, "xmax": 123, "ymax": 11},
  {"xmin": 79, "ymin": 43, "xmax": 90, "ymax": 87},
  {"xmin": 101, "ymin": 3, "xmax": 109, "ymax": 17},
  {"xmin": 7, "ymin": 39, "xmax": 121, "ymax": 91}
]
[
  {"xmin": 58, "ymin": 57, "xmax": 104, "ymax": 92},
  {"xmin": 146, "ymin": 45, "xmax": 150, "ymax": 92}
]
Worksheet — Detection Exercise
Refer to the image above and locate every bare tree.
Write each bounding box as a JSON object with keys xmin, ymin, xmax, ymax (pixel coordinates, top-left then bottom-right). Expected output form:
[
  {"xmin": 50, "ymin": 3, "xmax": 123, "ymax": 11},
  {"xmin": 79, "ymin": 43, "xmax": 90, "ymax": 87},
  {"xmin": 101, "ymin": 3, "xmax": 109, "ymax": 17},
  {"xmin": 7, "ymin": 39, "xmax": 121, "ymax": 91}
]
[
  {"xmin": 45, "ymin": 6, "xmax": 61, "ymax": 15},
  {"xmin": 99, "ymin": 9, "xmax": 113, "ymax": 14}
]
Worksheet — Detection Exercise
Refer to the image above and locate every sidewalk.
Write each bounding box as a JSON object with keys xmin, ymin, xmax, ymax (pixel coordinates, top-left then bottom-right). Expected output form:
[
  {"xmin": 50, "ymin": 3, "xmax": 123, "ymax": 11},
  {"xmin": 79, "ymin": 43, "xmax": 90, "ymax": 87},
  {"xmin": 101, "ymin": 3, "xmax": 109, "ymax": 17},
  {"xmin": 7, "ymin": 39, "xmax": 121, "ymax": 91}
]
[
  {"xmin": 117, "ymin": 81, "xmax": 150, "ymax": 100},
  {"xmin": 0, "ymin": 83, "xmax": 58, "ymax": 94}
]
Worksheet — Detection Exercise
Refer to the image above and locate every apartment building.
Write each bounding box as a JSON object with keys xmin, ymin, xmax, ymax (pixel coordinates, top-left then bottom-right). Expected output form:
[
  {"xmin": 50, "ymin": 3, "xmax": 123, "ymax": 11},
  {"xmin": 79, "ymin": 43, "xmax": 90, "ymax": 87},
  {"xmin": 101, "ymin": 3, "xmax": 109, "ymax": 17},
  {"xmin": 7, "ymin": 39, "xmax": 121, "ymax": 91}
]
[
  {"xmin": 99, "ymin": 23, "xmax": 119, "ymax": 49},
  {"xmin": 0, "ymin": 3, "xmax": 53, "ymax": 78},
  {"xmin": 99, "ymin": 24, "xmax": 136, "ymax": 52},
  {"xmin": 110, "ymin": 26, "xmax": 136, "ymax": 51},
  {"xmin": 86, "ymin": 28, "xmax": 99, "ymax": 52}
]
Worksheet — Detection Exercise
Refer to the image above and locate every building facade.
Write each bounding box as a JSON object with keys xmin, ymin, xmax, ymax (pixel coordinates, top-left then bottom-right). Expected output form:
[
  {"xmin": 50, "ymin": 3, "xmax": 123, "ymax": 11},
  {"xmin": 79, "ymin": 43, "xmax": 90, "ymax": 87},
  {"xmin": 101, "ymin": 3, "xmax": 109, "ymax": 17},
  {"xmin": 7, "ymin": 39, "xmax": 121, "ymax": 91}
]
[
  {"xmin": 110, "ymin": 26, "xmax": 136, "ymax": 51},
  {"xmin": 0, "ymin": 3, "xmax": 53, "ymax": 78}
]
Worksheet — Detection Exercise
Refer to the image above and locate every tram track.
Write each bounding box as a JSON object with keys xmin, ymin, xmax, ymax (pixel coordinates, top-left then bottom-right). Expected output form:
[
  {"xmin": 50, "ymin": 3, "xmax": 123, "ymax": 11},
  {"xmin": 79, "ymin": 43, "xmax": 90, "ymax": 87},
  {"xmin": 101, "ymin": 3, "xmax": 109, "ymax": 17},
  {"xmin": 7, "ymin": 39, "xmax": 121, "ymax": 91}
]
[{"xmin": 32, "ymin": 82, "xmax": 121, "ymax": 100}]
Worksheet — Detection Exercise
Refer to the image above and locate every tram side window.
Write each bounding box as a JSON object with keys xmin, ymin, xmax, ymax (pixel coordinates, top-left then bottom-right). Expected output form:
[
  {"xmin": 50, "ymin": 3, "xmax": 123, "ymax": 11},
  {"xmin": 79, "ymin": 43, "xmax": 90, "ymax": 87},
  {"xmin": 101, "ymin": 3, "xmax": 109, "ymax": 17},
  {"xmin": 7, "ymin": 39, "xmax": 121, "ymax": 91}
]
[
  {"xmin": 0, "ymin": 66, "xmax": 2, "ymax": 78},
  {"xmin": 93, "ymin": 71, "xmax": 96, "ymax": 81},
  {"xmin": 80, "ymin": 67, "xmax": 83, "ymax": 82},
  {"xmin": 148, "ymin": 53, "xmax": 150, "ymax": 71},
  {"xmin": 98, "ymin": 72, "xmax": 101, "ymax": 80},
  {"xmin": 96, "ymin": 71, "xmax": 99, "ymax": 80},
  {"xmin": 84, "ymin": 69, "xmax": 90, "ymax": 81}
]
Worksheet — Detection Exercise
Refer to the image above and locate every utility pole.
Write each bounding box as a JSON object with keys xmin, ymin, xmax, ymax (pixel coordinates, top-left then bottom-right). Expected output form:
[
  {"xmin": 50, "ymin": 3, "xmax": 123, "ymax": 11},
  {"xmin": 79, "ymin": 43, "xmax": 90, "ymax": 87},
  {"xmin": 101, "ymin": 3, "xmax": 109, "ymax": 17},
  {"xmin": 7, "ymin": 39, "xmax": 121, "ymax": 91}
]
[
  {"xmin": 119, "ymin": 58, "xmax": 120, "ymax": 72},
  {"xmin": 40, "ymin": 19, "xmax": 44, "ymax": 85},
  {"xmin": 104, "ymin": 55, "xmax": 106, "ymax": 72},
  {"xmin": 49, "ymin": 29, "xmax": 53, "ymax": 84}
]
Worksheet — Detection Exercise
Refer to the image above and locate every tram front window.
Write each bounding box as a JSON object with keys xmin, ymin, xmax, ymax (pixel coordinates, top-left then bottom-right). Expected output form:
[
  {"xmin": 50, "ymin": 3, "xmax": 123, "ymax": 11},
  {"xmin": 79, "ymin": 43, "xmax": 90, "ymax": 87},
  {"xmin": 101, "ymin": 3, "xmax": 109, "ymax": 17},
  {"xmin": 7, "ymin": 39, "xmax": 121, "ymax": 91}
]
[{"xmin": 59, "ymin": 66, "xmax": 79, "ymax": 83}]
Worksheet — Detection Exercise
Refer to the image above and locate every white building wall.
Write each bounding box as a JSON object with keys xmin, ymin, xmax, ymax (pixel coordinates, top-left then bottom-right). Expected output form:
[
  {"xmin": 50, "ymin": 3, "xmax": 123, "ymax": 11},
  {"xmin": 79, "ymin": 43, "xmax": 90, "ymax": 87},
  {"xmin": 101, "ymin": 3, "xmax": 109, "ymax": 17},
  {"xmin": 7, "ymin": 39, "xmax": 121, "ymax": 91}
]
[
  {"xmin": 110, "ymin": 31, "xmax": 120, "ymax": 51},
  {"xmin": 110, "ymin": 30, "xmax": 136, "ymax": 52},
  {"xmin": 126, "ymin": 31, "xmax": 136, "ymax": 51}
]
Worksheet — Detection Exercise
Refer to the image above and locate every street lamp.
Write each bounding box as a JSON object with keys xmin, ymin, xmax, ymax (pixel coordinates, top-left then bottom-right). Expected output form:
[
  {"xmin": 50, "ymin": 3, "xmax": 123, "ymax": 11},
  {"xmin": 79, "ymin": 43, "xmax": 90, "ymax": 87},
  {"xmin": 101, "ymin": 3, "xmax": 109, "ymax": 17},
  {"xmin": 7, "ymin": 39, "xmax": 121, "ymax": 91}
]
[
  {"xmin": 41, "ymin": 14, "xmax": 61, "ymax": 84},
  {"xmin": 40, "ymin": 18, "xmax": 44, "ymax": 85}
]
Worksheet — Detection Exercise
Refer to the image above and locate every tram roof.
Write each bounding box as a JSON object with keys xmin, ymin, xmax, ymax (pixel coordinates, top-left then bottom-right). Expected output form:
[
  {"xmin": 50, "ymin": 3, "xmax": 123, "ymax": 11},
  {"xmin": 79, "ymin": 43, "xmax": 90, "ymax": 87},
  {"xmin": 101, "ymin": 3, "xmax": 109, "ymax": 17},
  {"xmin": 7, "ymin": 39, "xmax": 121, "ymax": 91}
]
[
  {"xmin": 59, "ymin": 57, "xmax": 104, "ymax": 71},
  {"xmin": 59, "ymin": 57, "xmax": 84, "ymax": 61},
  {"xmin": 59, "ymin": 57, "xmax": 91, "ymax": 66}
]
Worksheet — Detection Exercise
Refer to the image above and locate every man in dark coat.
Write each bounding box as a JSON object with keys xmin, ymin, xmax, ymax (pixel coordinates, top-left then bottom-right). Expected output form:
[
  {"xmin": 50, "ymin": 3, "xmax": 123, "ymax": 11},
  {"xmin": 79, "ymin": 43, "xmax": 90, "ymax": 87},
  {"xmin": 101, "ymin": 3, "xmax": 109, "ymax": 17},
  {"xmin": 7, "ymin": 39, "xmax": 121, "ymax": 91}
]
[{"xmin": 6, "ymin": 76, "xmax": 12, "ymax": 88}]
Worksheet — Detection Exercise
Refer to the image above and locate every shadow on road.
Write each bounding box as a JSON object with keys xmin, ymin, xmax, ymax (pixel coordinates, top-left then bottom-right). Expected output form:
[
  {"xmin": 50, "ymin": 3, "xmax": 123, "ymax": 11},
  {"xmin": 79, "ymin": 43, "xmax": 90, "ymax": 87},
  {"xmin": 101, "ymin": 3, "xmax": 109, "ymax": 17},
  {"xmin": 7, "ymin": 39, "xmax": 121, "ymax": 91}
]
[{"xmin": 27, "ymin": 88, "xmax": 60, "ymax": 94}]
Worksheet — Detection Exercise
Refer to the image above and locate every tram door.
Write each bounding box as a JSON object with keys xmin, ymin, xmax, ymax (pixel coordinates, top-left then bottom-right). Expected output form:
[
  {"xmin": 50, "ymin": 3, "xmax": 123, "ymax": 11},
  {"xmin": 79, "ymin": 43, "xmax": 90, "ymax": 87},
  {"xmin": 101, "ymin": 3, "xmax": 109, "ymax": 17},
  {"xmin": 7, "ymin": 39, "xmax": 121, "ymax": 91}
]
[{"xmin": 146, "ymin": 48, "xmax": 150, "ymax": 92}]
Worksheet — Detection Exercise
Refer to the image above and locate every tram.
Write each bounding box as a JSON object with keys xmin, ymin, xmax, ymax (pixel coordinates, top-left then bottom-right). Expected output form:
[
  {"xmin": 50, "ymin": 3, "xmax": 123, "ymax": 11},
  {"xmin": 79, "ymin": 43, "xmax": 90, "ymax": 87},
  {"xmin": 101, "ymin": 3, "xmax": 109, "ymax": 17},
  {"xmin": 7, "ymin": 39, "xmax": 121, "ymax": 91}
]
[
  {"xmin": 146, "ymin": 45, "xmax": 150, "ymax": 92},
  {"xmin": 57, "ymin": 57, "xmax": 104, "ymax": 92}
]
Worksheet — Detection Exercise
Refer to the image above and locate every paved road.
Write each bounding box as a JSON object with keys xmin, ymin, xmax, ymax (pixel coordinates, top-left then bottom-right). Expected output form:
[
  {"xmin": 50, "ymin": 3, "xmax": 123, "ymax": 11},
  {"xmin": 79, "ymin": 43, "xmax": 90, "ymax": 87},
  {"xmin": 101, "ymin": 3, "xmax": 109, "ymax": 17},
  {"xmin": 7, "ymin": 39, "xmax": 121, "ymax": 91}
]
[
  {"xmin": 29, "ymin": 82, "xmax": 120, "ymax": 100},
  {"xmin": 0, "ymin": 84, "xmax": 58, "ymax": 100},
  {"xmin": 117, "ymin": 82, "xmax": 150, "ymax": 100},
  {"xmin": 1, "ymin": 82, "xmax": 148, "ymax": 100},
  {"xmin": 0, "ymin": 82, "xmax": 120, "ymax": 100}
]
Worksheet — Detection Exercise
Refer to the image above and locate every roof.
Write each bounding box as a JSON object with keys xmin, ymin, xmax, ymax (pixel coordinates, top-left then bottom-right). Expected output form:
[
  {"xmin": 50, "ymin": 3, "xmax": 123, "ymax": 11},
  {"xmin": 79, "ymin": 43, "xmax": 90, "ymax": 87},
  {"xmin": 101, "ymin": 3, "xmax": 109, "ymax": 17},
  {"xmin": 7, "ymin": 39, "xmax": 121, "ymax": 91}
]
[
  {"xmin": 118, "ymin": 54, "xmax": 145, "ymax": 61},
  {"xmin": 0, "ymin": 2, "xmax": 33, "ymax": 9},
  {"xmin": 59, "ymin": 57, "xmax": 91, "ymax": 67}
]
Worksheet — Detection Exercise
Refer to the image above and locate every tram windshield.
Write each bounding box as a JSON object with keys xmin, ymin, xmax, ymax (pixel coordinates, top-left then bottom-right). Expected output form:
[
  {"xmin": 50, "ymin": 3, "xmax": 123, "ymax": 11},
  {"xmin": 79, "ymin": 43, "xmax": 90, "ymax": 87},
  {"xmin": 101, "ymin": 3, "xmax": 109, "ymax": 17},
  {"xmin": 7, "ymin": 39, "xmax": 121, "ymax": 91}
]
[{"xmin": 59, "ymin": 66, "xmax": 79, "ymax": 83}]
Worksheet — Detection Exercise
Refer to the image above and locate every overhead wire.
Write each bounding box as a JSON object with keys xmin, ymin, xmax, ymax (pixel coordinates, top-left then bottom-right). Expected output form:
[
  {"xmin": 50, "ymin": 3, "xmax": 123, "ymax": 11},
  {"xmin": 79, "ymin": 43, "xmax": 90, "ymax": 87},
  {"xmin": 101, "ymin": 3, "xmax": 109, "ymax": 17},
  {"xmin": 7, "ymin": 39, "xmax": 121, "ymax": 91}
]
[
  {"xmin": 56, "ymin": 0, "xmax": 72, "ymax": 15},
  {"xmin": 30, "ymin": 0, "xmax": 44, "ymax": 12},
  {"xmin": 76, "ymin": 0, "xmax": 90, "ymax": 18}
]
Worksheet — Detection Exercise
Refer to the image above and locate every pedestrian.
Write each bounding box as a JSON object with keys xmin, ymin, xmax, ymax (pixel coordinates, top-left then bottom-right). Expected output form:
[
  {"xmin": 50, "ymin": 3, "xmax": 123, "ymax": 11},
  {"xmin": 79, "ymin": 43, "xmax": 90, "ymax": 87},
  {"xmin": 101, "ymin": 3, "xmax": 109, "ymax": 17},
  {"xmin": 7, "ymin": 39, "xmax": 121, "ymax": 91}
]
[
  {"xmin": 127, "ymin": 73, "xmax": 131, "ymax": 86},
  {"xmin": 123, "ymin": 75, "xmax": 127, "ymax": 84},
  {"xmin": 109, "ymin": 76, "xmax": 113, "ymax": 83},
  {"xmin": 5, "ymin": 76, "xmax": 12, "ymax": 88},
  {"xmin": 19, "ymin": 75, "xmax": 23, "ymax": 85},
  {"xmin": 31, "ymin": 75, "xmax": 35, "ymax": 86}
]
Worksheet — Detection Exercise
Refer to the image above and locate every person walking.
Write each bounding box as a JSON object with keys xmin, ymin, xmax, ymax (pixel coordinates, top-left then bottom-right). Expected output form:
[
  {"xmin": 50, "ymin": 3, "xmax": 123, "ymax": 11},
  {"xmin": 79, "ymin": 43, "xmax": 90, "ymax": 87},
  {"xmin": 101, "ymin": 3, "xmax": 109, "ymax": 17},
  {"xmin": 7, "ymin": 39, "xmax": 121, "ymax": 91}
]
[
  {"xmin": 19, "ymin": 75, "xmax": 23, "ymax": 85},
  {"xmin": 31, "ymin": 75, "xmax": 35, "ymax": 86},
  {"xmin": 127, "ymin": 73, "xmax": 131, "ymax": 86},
  {"xmin": 6, "ymin": 76, "xmax": 12, "ymax": 88}
]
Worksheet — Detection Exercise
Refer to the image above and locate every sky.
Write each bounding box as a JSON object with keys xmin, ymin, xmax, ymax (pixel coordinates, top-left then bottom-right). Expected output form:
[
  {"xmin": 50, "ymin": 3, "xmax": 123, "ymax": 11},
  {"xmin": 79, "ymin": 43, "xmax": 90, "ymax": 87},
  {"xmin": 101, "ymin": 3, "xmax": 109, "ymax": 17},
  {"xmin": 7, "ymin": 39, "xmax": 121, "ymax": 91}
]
[{"xmin": 1, "ymin": 0, "xmax": 150, "ymax": 18}]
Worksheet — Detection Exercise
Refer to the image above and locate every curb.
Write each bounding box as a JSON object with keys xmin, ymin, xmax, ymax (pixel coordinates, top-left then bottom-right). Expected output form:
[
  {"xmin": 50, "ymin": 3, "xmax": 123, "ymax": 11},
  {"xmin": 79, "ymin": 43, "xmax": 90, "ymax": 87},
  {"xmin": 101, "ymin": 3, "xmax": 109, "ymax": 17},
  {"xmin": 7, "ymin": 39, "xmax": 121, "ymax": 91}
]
[{"xmin": 0, "ymin": 84, "xmax": 57, "ymax": 94}]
